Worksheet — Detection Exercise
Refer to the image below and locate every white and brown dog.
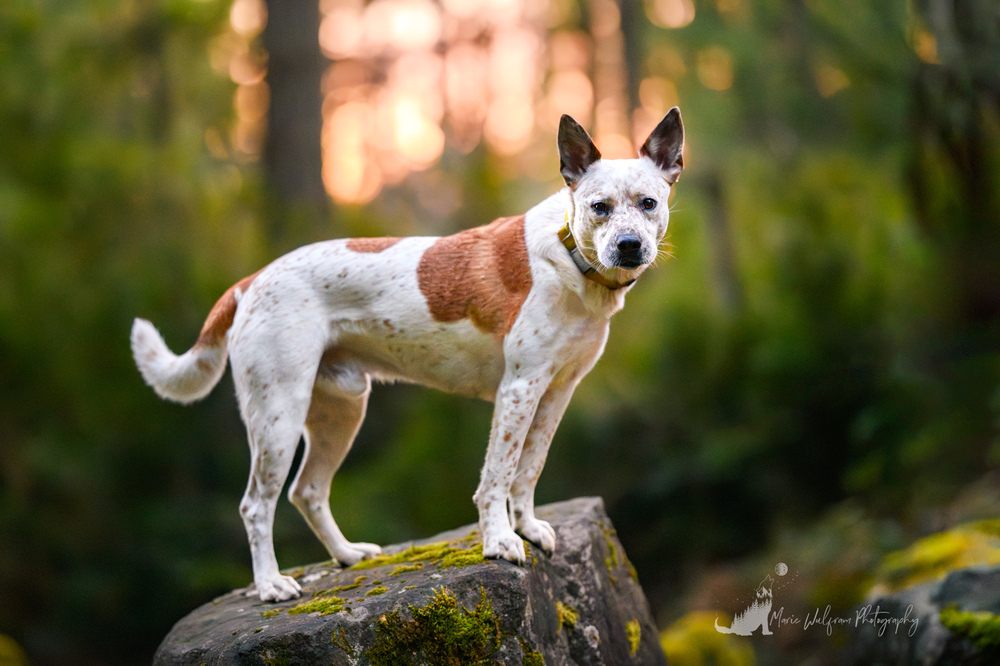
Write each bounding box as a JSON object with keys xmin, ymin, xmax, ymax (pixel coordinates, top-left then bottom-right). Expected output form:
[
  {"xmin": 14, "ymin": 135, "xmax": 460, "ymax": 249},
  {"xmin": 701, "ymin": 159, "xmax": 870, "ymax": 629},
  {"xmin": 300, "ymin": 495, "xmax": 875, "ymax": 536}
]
[{"xmin": 131, "ymin": 109, "xmax": 685, "ymax": 602}]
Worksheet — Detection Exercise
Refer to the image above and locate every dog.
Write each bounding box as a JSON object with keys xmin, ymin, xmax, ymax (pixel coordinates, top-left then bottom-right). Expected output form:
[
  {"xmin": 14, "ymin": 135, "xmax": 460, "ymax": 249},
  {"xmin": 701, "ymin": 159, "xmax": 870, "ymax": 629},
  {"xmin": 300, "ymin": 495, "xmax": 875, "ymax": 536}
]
[{"xmin": 131, "ymin": 109, "xmax": 685, "ymax": 602}]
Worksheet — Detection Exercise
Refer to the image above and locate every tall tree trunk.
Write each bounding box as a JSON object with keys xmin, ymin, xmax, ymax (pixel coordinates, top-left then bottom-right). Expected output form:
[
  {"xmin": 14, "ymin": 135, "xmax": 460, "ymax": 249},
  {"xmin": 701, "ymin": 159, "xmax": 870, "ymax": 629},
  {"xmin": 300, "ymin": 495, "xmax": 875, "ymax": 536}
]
[
  {"xmin": 909, "ymin": 0, "xmax": 1000, "ymax": 326},
  {"xmin": 263, "ymin": 0, "xmax": 326, "ymax": 206}
]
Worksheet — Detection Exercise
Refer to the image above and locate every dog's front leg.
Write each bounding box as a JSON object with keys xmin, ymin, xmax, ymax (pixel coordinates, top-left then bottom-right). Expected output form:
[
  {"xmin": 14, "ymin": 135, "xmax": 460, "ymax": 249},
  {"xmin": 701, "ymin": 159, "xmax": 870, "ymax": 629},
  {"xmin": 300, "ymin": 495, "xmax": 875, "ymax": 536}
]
[
  {"xmin": 508, "ymin": 378, "xmax": 580, "ymax": 555},
  {"xmin": 474, "ymin": 368, "xmax": 552, "ymax": 564}
]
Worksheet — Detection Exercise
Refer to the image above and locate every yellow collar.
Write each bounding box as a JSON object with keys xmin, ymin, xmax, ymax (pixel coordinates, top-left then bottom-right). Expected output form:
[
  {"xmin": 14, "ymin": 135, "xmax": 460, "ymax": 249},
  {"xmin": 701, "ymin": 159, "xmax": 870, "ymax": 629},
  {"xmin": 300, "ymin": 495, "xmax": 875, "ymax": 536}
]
[{"xmin": 557, "ymin": 211, "xmax": 636, "ymax": 290}]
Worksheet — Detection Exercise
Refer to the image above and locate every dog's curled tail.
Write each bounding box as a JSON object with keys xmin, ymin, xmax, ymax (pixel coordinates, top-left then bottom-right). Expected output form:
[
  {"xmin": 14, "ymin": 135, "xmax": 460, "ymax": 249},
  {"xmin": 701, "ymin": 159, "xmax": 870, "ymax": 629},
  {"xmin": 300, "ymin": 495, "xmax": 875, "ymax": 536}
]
[{"xmin": 131, "ymin": 271, "xmax": 259, "ymax": 404}]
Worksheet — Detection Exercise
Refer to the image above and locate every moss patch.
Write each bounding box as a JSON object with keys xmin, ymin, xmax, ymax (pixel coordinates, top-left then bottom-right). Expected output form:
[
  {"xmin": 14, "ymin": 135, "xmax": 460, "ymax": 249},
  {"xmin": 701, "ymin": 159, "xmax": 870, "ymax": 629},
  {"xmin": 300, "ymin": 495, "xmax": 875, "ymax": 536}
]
[
  {"xmin": 332, "ymin": 626, "xmax": 356, "ymax": 658},
  {"xmin": 323, "ymin": 575, "xmax": 368, "ymax": 594},
  {"xmin": 659, "ymin": 611, "xmax": 755, "ymax": 666},
  {"xmin": 390, "ymin": 563, "xmax": 424, "ymax": 576},
  {"xmin": 940, "ymin": 605, "xmax": 1000, "ymax": 651},
  {"xmin": 555, "ymin": 602, "xmax": 578, "ymax": 634},
  {"xmin": 519, "ymin": 638, "xmax": 545, "ymax": 666},
  {"xmin": 366, "ymin": 587, "xmax": 501, "ymax": 666},
  {"xmin": 287, "ymin": 594, "xmax": 347, "ymax": 617},
  {"xmin": 367, "ymin": 585, "xmax": 389, "ymax": 596},
  {"xmin": 625, "ymin": 618, "xmax": 641, "ymax": 657},
  {"xmin": 260, "ymin": 608, "xmax": 282, "ymax": 619},
  {"xmin": 350, "ymin": 534, "xmax": 485, "ymax": 573},
  {"xmin": 873, "ymin": 522, "xmax": 1000, "ymax": 592}
]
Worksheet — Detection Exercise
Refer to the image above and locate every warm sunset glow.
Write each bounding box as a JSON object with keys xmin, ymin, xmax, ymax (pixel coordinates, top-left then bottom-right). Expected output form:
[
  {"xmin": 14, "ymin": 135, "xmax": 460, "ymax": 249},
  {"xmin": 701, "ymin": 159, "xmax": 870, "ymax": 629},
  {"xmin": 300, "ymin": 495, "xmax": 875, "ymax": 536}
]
[
  {"xmin": 365, "ymin": 0, "xmax": 441, "ymax": 52},
  {"xmin": 543, "ymin": 70, "xmax": 594, "ymax": 129},
  {"xmin": 697, "ymin": 46, "xmax": 734, "ymax": 91},
  {"xmin": 392, "ymin": 94, "xmax": 446, "ymax": 169},
  {"xmin": 646, "ymin": 0, "xmax": 695, "ymax": 29},
  {"xmin": 319, "ymin": 7, "xmax": 364, "ymax": 60},
  {"xmin": 317, "ymin": 0, "xmax": 555, "ymax": 202},
  {"xmin": 324, "ymin": 102, "xmax": 383, "ymax": 204},
  {"xmin": 230, "ymin": 0, "xmax": 267, "ymax": 38},
  {"xmin": 484, "ymin": 96, "xmax": 535, "ymax": 155},
  {"xmin": 639, "ymin": 76, "xmax": 679, "ymax": 117},
  {"xmin": 596, "ymin": 133, "xmax": 635, "ymax": 160}
]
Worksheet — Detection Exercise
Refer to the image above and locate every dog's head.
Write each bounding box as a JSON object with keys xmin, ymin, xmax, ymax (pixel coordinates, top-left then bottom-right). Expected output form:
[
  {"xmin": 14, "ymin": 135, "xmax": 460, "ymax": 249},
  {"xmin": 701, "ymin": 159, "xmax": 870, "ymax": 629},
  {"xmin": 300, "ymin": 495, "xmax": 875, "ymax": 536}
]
[{"xmin": 558, "ymin": 109, "xmax": 684, "ymax": 282}]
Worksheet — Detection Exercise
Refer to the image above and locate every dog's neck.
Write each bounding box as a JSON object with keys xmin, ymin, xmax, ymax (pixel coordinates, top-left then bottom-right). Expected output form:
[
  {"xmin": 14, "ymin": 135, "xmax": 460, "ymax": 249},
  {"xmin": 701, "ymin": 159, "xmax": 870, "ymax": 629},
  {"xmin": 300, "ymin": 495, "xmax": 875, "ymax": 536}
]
[{"xmin": 557, "ymin": 209, "xmax": 636, "ymax": 291}]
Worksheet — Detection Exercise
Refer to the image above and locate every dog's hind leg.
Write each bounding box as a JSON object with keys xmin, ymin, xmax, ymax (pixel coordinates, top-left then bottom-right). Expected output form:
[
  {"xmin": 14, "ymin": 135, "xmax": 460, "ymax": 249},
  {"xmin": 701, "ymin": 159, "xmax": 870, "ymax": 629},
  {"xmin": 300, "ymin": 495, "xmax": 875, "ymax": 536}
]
[
  {"xmin": 239, "ymin": 407, "xmax": 309, "ymax": 602},
  {"xmin": 233, "ymin": 334, "xmax": 322, "ymax": 602},
  {"xmin": 288, "ymin": 362, "xmax": 382, "ymax": 567}
]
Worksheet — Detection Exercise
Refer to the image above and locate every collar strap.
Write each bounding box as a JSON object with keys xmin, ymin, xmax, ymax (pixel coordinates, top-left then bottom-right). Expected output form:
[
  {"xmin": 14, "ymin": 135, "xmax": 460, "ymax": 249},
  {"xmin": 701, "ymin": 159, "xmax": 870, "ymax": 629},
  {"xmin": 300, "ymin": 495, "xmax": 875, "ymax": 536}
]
[{"xmin": 557, "ymin": 213, "xmax": 636, "ymax": 290}]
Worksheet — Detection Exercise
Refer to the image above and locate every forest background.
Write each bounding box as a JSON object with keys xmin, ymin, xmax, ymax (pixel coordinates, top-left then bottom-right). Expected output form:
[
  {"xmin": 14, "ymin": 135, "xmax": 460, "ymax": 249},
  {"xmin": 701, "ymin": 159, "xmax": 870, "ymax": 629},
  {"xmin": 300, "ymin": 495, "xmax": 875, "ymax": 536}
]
[{"xmin": 1, "ymin": 0, "xmax": 998, "ymax": 663}]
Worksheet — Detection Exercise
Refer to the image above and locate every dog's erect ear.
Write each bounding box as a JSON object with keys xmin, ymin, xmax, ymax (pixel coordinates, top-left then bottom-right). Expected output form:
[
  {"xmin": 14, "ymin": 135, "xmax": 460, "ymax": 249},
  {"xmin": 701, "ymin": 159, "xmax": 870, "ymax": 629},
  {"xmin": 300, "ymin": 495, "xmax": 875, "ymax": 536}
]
[
  {"xmin": 639, "ymin": 107, "xmax": 684, "ymax": 184},
  {"xmin": 558, "ymin": 115, "xmax": 602, "ymax": 186}
]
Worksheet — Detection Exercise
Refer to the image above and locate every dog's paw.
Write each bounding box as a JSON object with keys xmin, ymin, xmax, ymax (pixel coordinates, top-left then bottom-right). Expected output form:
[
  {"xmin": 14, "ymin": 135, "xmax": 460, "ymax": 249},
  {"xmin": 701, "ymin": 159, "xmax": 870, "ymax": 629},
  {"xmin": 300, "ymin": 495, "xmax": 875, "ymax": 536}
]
[
  {"xmin": 333, "ymin": 542, "xmax": 383, "ymax": 567},
  {"xmin": 517, "ymin": 517, "xmax": 556, "ymax": 555},
  {"xmin": 257, "ymin": 574, "xmax": 302, "ymax": 602},
  {"xmin": 482, "ymin": 528, "xmax": 526, "ymax": 564}
]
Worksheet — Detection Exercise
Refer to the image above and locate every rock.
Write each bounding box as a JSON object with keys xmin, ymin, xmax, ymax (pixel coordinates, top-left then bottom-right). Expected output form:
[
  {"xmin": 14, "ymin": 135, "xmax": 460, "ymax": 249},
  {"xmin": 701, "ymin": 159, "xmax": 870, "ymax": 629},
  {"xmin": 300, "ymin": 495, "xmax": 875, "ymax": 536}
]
[
  {"xmin": 154, "ymin": 497, "xmax": 667, "ymax": 666},
  {"xmin": 843, "ymin": 565, "xmax": 1000, "ymax": 665}
]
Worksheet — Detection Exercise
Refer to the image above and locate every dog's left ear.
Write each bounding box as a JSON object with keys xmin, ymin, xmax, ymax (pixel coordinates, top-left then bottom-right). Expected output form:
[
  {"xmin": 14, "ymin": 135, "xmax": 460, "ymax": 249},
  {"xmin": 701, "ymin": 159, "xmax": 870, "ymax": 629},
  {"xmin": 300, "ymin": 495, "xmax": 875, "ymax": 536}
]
[
  {"xmin": 639, "ymin": 107, "xmax": 685, "ymax": 184},
  {"xmin": 558, "ymin": 115, "xmax": 602, "ymax": 187}
]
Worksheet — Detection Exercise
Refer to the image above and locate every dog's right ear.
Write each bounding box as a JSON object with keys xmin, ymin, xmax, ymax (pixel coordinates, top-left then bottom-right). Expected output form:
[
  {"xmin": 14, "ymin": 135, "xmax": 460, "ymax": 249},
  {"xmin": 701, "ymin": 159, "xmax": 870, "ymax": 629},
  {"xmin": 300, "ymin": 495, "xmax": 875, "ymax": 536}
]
[{"xmin": 558, "ymin": 115, "xmax": 602, "ymax": 187}]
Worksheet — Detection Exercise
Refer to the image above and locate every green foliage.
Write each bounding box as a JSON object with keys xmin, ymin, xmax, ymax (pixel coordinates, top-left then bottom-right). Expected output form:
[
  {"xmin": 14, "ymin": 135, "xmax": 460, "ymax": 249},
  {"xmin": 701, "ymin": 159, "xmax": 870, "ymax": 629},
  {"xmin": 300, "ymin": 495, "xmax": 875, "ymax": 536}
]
[
  {"xmin": 939, "ymin": 605, "xmax": 1000, "ymax": 651},
  {"xmin": 366, "ymin": 587, "xmax": 502, "ymax": 666},
  {"xmin": 660, "ymin": 612, "xmax": 756, "ymax": 666}
]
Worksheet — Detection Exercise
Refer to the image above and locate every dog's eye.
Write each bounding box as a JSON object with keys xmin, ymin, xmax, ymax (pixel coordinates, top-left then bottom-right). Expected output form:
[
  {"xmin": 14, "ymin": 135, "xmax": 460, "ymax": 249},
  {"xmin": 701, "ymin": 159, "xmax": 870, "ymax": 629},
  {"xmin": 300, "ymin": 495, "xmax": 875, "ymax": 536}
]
[
  {"xmin": 641, "ymin": 198, "xmax": 657, "ymax": 211},
  {"xmin": 592, "ymin": 201, "xmax": 610, "ymax": 215}
]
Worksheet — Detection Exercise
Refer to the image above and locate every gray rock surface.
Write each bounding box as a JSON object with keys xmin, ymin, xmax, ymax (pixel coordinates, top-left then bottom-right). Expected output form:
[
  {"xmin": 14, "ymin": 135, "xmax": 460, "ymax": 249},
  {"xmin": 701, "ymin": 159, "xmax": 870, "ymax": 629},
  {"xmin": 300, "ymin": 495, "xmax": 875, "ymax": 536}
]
[
  {"xmin": 154, "ymin": 497, "xmax": 667, "ymax": 665},
  {"xmin": 842, "ymin": 565, "xmax": 1000, "ymax": 665}
]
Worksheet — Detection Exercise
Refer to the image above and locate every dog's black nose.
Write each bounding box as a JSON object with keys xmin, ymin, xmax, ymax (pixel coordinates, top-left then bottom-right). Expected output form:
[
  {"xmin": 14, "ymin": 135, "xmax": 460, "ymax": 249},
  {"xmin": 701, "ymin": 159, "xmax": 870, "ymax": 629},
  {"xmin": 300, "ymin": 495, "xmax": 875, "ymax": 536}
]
[
  {"xmin": 617, "ymin": 234, "xmax": 642, "ymax": 254},
  {"xmin": 616, "ymin": 234, "xmax": 643, "ymax": 266}
]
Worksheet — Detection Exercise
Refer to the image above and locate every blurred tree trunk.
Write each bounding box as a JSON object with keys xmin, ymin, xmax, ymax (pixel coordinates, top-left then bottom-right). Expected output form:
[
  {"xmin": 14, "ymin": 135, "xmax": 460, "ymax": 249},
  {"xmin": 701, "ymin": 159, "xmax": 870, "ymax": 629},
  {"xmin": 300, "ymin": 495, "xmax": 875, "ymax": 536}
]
[
  {"xmin": 704, "ymin": 172, "xmax": 742, "ymax": 313},
  {"xmin": 909, "ymin": 0, "xmax": 1000, "ymax": 326},
  {"xmin": 616, "ymin": 0, "xmax": 642, "ymax": 120},
  {"xmin": 262, "ymin": 0, "xmax": 327, "ymax": 206}
]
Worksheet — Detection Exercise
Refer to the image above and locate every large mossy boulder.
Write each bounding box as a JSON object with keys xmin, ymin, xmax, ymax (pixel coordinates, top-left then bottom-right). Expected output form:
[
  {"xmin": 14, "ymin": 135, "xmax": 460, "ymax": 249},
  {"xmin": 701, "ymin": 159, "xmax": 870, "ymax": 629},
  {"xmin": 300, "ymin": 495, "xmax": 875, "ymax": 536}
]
[
  {"xmin": 844, "ymin": 521, "xmax": 1000, "ymax": 665},
  {"xmin": 154, "ymin": 497, "xmax": 666, "ymax": 665}
]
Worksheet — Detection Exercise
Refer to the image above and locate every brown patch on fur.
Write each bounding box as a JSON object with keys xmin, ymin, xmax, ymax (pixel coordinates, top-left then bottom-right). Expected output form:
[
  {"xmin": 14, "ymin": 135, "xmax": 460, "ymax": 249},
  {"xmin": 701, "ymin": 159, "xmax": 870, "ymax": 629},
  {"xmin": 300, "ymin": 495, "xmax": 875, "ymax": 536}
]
[
  {"xmin": 196, "ymin": 270, "xmax": 262, "ymax": 347},
  {"xmin": 417, "ymin": 215, "xmax": 532, "ymax": 336},
  {"xmin": 347, "ymin": 237, "xmax": 402, "ymax": 253}
]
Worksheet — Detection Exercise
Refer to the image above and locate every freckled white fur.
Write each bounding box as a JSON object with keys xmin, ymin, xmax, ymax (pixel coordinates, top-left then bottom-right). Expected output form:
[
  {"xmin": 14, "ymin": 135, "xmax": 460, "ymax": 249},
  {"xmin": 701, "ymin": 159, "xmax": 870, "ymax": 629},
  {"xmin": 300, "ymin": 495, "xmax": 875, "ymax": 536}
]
[{"xmin": 131, "ymin": 153, "xmax": 675, "ymax": 602}]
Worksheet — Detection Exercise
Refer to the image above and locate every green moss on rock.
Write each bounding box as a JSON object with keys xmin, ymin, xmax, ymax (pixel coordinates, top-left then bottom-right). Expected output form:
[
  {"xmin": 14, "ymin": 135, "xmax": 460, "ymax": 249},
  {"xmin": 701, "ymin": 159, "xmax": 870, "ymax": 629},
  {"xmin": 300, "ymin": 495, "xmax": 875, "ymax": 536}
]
[
  {"xmin": 519, "ymin": 638, "xmax": 545, "ymax": 666},
  {"xmin": 940, "ymin": 605, "xmax": 1000, "ymax": 651},
  {"xmin": 873, "ymin": 523, "xmax": 1000, "ymax": 592},
  {"xmin": 332, "ymin": 626, "xmax": 355, "ymax": 657},
  {"xmin": 287, "ymin": 594, "xmax": 347, "ymax": 617},
  {"xmin": 555, "ymin": 602, "xmax": 578, "ymax": 634},
  {"xmin": 626, "ymin": 618, "xmax": 641, "ymax": 656},
  {"xmin": 366, "ymin": 587, "xmax": 501, "ymax": 666},
  {"xmin": 367, "ymin": 585, "xmax": 389, "ymax": 596},
  {"xmin": 350, "ymin": 535, "xmax": 485, "ymax": 573}
]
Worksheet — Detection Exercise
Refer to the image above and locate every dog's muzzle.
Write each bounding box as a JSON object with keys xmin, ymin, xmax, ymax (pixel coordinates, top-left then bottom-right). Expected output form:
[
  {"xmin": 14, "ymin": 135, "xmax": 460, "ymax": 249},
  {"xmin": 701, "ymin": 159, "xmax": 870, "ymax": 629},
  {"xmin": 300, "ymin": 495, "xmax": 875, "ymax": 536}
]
[{"xmin": 614, "ymin": 233, "xmax": 645, "ymax": 269}]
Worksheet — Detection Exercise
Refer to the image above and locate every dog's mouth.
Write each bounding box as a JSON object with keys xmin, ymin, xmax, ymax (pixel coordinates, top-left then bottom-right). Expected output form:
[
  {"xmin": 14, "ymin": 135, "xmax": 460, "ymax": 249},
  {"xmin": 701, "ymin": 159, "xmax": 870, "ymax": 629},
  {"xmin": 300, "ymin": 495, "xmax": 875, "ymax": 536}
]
[{"xmin": 616, "ymin": 255, "xmax": 645, "ymax": 269}]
